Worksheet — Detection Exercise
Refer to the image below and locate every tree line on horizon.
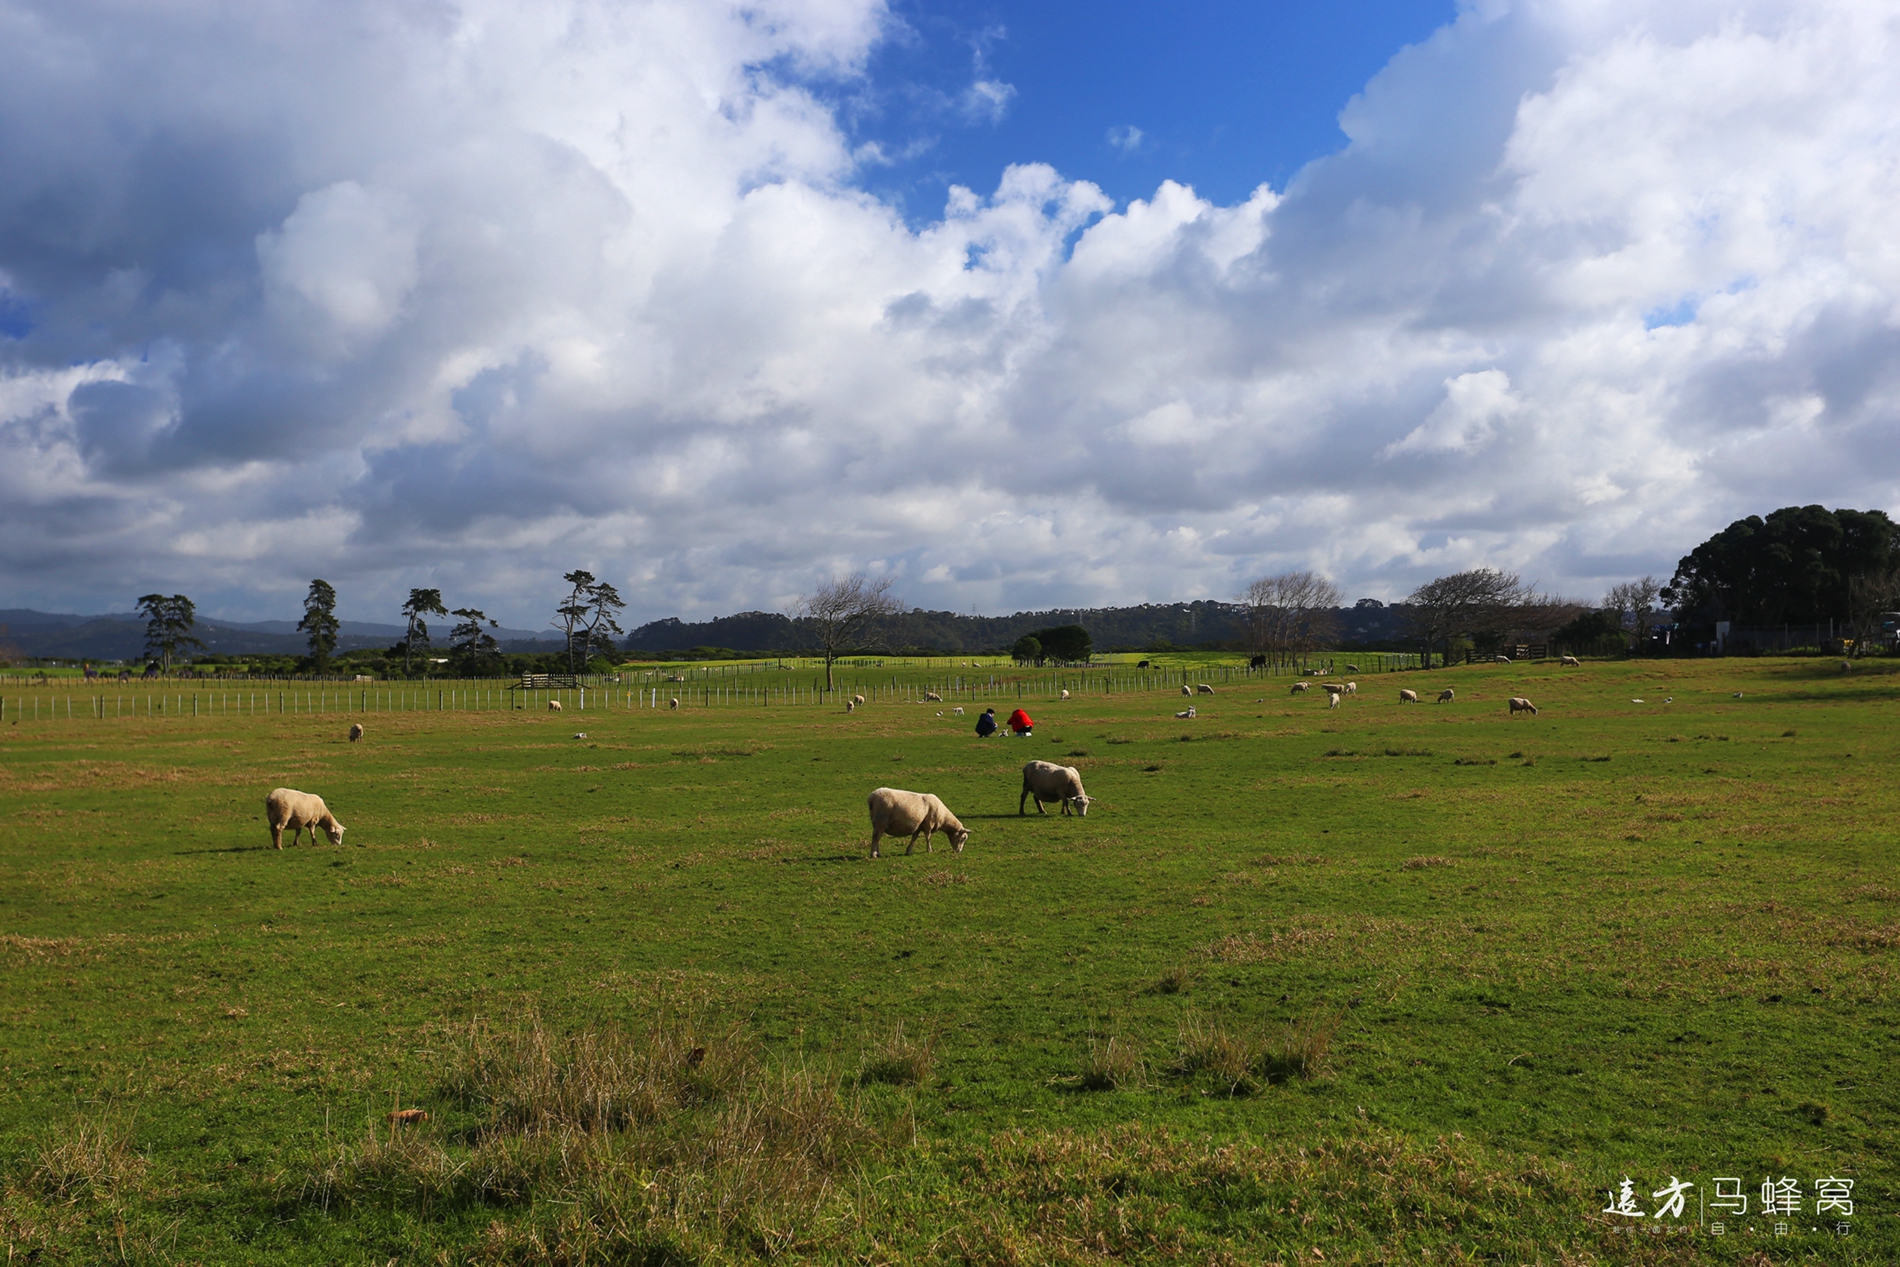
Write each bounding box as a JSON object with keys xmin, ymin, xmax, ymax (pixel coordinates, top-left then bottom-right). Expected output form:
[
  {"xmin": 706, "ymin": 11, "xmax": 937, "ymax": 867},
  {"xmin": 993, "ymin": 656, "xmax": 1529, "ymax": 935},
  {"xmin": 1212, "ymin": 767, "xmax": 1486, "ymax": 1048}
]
[{"xmin": 65, "ymin": 503, "xmax": 1899, "ymax": 677}]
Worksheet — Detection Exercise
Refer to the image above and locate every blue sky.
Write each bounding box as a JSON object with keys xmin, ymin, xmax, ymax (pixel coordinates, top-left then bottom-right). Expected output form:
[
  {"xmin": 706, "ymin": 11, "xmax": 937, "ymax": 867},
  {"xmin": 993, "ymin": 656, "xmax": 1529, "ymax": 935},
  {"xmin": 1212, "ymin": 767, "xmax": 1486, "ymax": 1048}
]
[{"xmin": 839, "ymin": 1, "xmax": 1459, "ymax": 215}]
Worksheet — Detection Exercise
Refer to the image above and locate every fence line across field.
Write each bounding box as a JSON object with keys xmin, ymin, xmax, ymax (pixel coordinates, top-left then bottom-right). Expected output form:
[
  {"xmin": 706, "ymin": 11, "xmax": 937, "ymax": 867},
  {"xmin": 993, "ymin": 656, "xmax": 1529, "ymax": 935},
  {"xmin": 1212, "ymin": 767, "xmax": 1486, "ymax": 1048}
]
[{"xmin": 0, "ymin": 653, "xmax": 1439, "ymax": 723}]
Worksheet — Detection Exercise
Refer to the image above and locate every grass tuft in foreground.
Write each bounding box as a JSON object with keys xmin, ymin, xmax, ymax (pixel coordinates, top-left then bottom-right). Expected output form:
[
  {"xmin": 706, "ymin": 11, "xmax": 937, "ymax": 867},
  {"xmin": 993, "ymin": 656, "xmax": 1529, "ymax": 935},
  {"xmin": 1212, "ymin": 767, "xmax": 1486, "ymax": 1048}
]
[{"xmin": 295, "ymin": 1016, "xmax": 890, "ymax": 1261}]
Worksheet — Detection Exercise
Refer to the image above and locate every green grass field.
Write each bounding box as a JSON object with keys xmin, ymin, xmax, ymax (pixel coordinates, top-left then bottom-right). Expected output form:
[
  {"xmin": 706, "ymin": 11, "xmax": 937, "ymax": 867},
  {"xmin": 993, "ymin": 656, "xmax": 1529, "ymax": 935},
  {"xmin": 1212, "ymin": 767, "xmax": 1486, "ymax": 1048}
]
[{"xmin": 1, "ymin": 656, "xmax": 1894, "ymax": 1264}]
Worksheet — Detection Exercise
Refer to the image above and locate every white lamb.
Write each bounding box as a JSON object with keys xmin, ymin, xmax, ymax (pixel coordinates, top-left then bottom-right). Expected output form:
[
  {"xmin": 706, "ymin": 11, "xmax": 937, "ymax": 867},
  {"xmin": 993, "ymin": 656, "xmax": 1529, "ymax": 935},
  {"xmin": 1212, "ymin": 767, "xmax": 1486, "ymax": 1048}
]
[
  {"xmin": 669, "ymin": 697, "xmax": 680, "ymax": 710},
  {"xmin": 1181, "ymin": 685, "xmax": 1193, "ymax": 696},
  {"xmin": 1399, "ymin": 689, "xmax": 1419, "ymax": 703},
  {"xmin": 953, "ymin": 706, "xmax": 965, "ymax": 715},
  {"xmin": 845, "ymin": 699, "xmax": 856, "ymax": 713},
  {"xmin": 924, "ymin": 691, "xmax": 943, "ymax": 702},
  {"xmin": 1343, "ymin": 681, "xmax": 1357, "ymax": 695},
  {"xmin": 548, "ymin": 699, "xmax": 563, "ymax": 711},
  {"xmin": 1494, "ymin": 655, "xmax": 1512, "ymax": 664},
  {"xmin": 1060, "ymin": 689, "xmax": 1070, "ymax": 700},
  {"xmin": 1020, "ymin": 760, "xmax": 1091, "ymax": 816},
  {"xmin": 1509, "ymin": 696, "xmax": 1539, "ymax": 716},
  {"xmin": 854, "ymin": 694, "xmax": 866, "ymax": 706},
  {"xmin": 1196, "ymin": 683, "xmax": 1215, "ymax": 695},
  {"xmin": 1290, "ymin": 682, "xmax": 1311, "ymax": 695},
  {"xmin": 348, "ymin": 723, "xmax": 364, "ymax": 742},
  {"xmin": 1328, "ymin": 692, "xmax": 1340, "ymax": 709},
  {"xmin": 1561, "ymin": 655, "xmax": 1581, "ymax": 667},
  {"xmin": 867, "ymin": 788, "xmax": 969, "ymax": 858},
  {"xmin": 265, "ymin": 788, "xmax": 345, "ymax": 850}
]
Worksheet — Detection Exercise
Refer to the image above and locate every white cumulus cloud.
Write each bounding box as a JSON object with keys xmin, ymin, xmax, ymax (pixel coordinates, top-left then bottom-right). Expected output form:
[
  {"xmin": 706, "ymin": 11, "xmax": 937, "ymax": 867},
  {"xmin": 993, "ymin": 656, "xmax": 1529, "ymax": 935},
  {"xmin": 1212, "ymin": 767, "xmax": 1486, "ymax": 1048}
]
[{"xmin": 0, "ymin": 0, "xmax": 1896, "ymax": 626}]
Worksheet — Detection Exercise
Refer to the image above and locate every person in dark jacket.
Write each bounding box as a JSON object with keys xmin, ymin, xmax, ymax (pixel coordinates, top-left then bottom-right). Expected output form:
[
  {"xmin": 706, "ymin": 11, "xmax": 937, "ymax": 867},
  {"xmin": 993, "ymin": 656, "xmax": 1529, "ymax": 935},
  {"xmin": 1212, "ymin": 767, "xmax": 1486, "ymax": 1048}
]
[
  {"xmin": 974, "ymin": 707, "xmax": 998, "ymax": 737},
  {"xmin": 1007, "ymin": 707, "xmax": 1033, "ymax": 736}
]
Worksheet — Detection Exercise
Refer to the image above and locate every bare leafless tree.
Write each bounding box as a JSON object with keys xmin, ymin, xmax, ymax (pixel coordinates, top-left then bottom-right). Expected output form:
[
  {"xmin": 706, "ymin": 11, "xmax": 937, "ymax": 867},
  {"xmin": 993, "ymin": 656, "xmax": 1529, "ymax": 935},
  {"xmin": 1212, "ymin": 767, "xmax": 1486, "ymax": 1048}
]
[
  {"xmin": 1240, "ymin": 571, "xmax": 1342, "ymax": 665},
  {"xmin": 795, "ymin": 573, "xmax": 903, "ymax": 690},
  {"xmin": 1846, "ymin": 565, "xmax": 1900, "ymax": 655},
  {"xmin": 1603, "ymin": 575, "xmax": 1663, "ymax": 648},
  {"xmin": 1405, "ymin": 568, "xmax": 1534, "ymax": 667}
]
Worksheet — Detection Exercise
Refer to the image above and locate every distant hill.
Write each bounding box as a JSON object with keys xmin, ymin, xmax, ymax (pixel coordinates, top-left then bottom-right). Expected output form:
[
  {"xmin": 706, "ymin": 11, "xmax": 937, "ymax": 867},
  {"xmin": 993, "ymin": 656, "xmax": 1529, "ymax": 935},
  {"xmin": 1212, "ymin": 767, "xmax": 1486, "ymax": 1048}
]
[
  {"xmin": 0, "ymin": 609, "xmax": 563, "ymax": 662},
  {"xmin": 623, "ymin": 600, "xmax": 1425, "ymax": 656}
]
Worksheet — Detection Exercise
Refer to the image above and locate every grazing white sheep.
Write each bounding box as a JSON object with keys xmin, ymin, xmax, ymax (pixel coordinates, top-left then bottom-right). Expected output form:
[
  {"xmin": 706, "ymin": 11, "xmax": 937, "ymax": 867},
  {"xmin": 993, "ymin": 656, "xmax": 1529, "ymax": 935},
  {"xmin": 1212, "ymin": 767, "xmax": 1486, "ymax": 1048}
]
[
  {"xmin": 1437, "ymin": 688, "xmax": 1455, "ymax": 703},
  {"xmin": 1181, "ymin": 685, "xmax": 1193, "ymax": 696},
  {"xmin": 265, "ymin": 788, "xmax": 345, "ymax": 850},
  {"xmin": 1494, "ymin": 655, "xmax": 1512, "ymax": 664},
  {"xmin": 853, "ymin": 694, "xmax": 866, "ymax": 706},
  {"xmin": 1509, "ymin": 696, "xmax": 1538, "ymax": 716},
  {"xmin": 1197, "ymin": 683, "xmax": 1215, "ymax": 695},
  {"xmin": 548, "ymin": 700, "xmax": 563, "ymax": 712},
  {"xmin": 1060, "ymin": 689, "xmax": 1070, "ymax": 700},
  {"xmin": 1841, "ymin": 660, "xmax": 1853, "ymax": 673},
  {"xmin": 348, "ymin": 723, "xmax": 364, "ymax": 742},
  {"xmin": 953, "ymin": 706, "xmax": 965, "ymax": 715},
  {"xmin": 1343, "ymin": 681, "xmax": 1357, "ymax": 695},
  {"xmin": 1399, "ymin": 689, "xmax": 1420, "ymax": 703},
  {"xmin": 1346, "ymin": 664, "xmax": 1360, "ymax": 672},
  {"xmin": 924, "ymin": 691, "xmax": 943, "ymax": 702},
  {"xmin": 1328, "ymin": 692, "xmax": 1341, "ymax": 709},
  {"xmin": 669, "ymin": 697, "xmax": 680, "ymax": 710},
  {"xmin": 1290, "ymin": 682, "xmax": 1311, "ymax": 695},
  {"xmin": 1322, "ymin": 683, "xmax": 1346, "ymax": 696},
  {"xmin": 572, "ymin": 732, "xmax": 587, "ymax": 739},
  {"xmin": 1020, "ymin": 760, "xmax": 1091, "ymax": 816},
  {"xmin": 867, "ymin": 788, "xmax": 969, "ymax": 858},
  {"xmin": 845, "ymin": 699, "xmax": 856, "ymax": 713},
  {"xmin": 1561, "ymin": 655, "xmax": 1581, "ymax": 667}
]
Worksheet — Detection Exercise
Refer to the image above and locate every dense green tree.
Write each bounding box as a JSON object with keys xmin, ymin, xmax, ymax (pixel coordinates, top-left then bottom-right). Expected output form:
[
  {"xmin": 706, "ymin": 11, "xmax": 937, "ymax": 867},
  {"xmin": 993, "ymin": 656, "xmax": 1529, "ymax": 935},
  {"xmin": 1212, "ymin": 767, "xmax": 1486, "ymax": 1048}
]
[
  {"xmin": 1011, "ymin": 635, "xmax": 1041, "ymax": 665},
  {"xmin": 135, "ymin": 594, "xmax": 205, "ymax": 673},
  {"xmin": 1030, "ymin": 625, "xmax": 1092, "ymax": 664},
  {"xmin": 297, "ymin": 579, "xmax": 340, "ymax": 671},
  {"xmin": 1662, "ymin": 505, "xmax": 1899, "ymax": 626}
]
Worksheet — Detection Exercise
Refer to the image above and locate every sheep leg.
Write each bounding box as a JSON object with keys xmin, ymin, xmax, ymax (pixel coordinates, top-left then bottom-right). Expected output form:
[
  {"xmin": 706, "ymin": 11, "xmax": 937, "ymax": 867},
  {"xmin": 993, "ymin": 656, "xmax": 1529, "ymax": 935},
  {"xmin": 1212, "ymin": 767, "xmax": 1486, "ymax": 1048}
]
[
  {"xmin": 271, "ymin": 823, "xmax": 283, "ymax": 850},
  {"xmin": 870, "ymin": 826, "xmax": 883, "ymax": 859}
]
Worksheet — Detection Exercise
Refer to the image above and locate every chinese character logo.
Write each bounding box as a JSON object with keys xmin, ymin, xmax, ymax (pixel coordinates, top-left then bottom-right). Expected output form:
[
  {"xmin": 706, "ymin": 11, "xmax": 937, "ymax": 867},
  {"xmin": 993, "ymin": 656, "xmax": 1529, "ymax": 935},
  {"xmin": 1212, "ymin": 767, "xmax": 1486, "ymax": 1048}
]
[{"xmin": 1603, "ymin": 1178, "xmax": 1645, "ymax": 1218}]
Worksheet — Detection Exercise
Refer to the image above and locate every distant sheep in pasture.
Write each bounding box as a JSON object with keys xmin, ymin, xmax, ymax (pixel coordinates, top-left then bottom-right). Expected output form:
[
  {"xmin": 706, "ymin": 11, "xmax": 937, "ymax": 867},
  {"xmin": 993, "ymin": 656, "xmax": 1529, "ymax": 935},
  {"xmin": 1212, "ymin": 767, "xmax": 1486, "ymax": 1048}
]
[
  {"xmin": 1060, "ymin": 689, "xmax": 1070, "ymax": 700},
  {"xmin": 1561, "ymin": 655, "xmax": 1581, "ymax": 667},
  {"xmin": 348, "ymin": 723, "xmax": 364, "ymax": 742},
  {"xmin": 1438, "ymin": 688, "xmax": 1455, "ymax": 703},
  {"xmin": 548, "ymin": 700, "xmax": 563, "ymax": 712},
  {"xmin": 1399, "ymin": 689, "xmax": 1419, "ymax": 703},
  {"xmin": 1291, "ymin": 682, "xmax": 1311, "ymax": 694},
  {"xmin": 854, "ymin": 694, "xmax": 866, "ymax": 706},
  {"xmin": 1509, "ymin": 696, "xmax": 1538, "ymax": 716},
  {"xmin": 924, "ymin": 691, "xmax": 943, "ymax": 702},
  {"xmin": 1494, "ymin": 655, "xmax": 1512, "ymax": 664},
  {"xmin": 669, "ymin": 697, "xmax": 680, "ymax": 710},
  {"xmin": 1181, "ymin": 685, "xmax": 1193, "ymax": 696},
  {"xmin": 1196, "ymin": 683, "xmax": 1215, "ymax": 695}
]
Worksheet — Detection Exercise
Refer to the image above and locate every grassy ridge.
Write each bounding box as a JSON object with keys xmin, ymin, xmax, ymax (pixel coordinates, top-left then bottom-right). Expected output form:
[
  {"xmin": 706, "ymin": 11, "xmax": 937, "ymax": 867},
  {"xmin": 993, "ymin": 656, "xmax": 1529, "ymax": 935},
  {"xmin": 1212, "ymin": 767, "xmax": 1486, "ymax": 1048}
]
[{"xmin": 1, "ymin": 657, "xmax": 1894, "ymax": 1262}]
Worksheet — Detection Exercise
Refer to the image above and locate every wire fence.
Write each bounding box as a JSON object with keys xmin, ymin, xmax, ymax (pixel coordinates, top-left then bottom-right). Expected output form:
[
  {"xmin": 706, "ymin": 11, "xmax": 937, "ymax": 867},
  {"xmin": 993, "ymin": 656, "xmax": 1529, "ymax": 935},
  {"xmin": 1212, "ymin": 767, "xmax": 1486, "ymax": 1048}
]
[{"xmin": 0, "ymin": 654, "xmax": 1429, "ymax": 724}]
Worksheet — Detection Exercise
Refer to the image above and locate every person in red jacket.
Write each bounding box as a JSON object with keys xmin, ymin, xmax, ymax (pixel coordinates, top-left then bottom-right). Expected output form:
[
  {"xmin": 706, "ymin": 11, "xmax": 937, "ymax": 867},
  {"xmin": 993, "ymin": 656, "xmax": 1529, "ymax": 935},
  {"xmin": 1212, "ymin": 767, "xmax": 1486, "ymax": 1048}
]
[{"xmin": 1007, "ymin": 707, "xmax": 1033, "ymax": 736}]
